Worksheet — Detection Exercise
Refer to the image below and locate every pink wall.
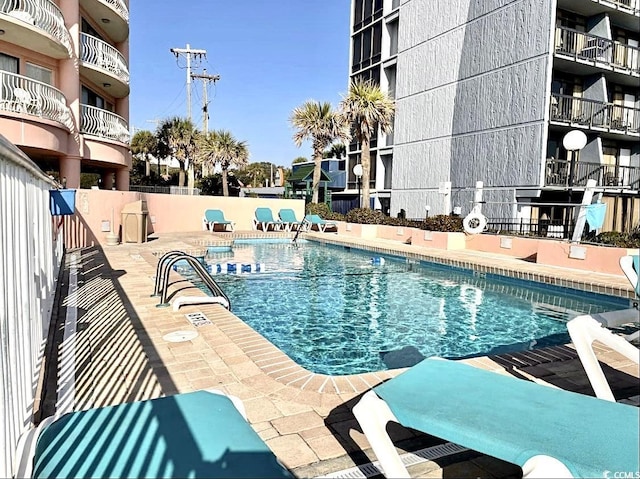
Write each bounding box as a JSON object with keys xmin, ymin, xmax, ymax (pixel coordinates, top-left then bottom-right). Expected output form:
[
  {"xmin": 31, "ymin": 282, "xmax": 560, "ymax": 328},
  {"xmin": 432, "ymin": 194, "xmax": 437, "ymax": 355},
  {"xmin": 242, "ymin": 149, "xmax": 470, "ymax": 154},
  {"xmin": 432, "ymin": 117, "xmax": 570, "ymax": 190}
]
[
  {"xmin": 64, "ymin": 190, "xmax": 305, "ymax": 248},
  {"xmin": 466, "ymin": 234, "xmax": 540, "ymax": 260},
  {"xmin": 536, "ymin": 241, "xmax": 634, "ymax": 275}
]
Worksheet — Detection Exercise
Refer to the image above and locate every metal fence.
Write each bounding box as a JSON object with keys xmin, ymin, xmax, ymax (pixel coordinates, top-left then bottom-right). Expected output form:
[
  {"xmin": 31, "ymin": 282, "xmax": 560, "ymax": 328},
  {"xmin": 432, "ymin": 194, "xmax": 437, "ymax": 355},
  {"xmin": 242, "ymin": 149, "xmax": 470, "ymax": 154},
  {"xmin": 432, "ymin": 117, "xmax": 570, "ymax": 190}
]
[
  {"xmin": 129, "ymin": 185, "xmax": 201, "ymax": 195},
  {"xmin": 486, "ymin": 217, "xmax": 576, "ymax": 239}
]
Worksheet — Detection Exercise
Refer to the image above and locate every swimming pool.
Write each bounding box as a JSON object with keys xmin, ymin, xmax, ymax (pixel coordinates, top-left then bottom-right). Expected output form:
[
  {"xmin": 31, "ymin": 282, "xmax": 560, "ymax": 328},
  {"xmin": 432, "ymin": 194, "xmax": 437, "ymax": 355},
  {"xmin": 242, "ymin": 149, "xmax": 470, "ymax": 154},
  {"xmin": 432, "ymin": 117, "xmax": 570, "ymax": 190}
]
[{"xmin": 191, "ymin": 241, "xmax": 629, "ymax": 375}]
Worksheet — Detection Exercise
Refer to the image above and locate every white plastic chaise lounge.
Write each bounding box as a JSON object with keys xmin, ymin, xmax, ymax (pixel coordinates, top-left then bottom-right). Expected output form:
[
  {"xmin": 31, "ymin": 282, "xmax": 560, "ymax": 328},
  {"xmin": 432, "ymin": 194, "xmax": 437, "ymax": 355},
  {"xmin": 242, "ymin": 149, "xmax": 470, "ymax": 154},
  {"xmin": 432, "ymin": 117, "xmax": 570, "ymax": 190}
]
[
  {"xmin": 352, "ymin": 357, "xmax": 639, "ymax": 478},
  {"xmin": 304, "ymin": 214, "xmax": 337, "ymax": 233},
  {"xmin": 567, "ymin": 254, "xmax": 640, "ymax": 402},
  {"xmin": 253, "ymin": 207, "xmax": 284, "ymax": 231},
  {"xmin": 14, "ymin": 389, "xmax": 291, "ymax": 478}
]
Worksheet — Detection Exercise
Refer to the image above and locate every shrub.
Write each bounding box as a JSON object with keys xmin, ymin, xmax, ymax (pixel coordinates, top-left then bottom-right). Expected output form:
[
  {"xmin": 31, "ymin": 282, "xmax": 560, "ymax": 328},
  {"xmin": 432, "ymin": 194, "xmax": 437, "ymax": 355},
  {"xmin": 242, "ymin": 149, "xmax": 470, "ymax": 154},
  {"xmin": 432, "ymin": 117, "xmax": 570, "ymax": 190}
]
[
  {"xmin": 421, "ymin": 215, "xmax": 464, "ymax": 232},
  {"xmin": 593, "ymin": 228, "xmax": 640, "ymax": 248}
]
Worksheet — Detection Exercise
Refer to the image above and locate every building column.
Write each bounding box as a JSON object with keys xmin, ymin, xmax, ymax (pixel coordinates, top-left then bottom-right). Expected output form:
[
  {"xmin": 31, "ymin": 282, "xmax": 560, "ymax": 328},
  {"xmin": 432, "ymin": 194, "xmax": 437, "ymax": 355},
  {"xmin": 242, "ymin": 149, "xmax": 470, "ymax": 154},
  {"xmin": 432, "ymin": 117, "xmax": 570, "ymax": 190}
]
[
  {"xmin": 59, "ymin": 156, "xmax": 81, "ymax": 188},
  {"xmin": 115, "ymin": 168, "xmax": 129, "ymax": 191},
  {"xmin": 102, "ymin": 171, "xmax": 114, "ymax": 190}
]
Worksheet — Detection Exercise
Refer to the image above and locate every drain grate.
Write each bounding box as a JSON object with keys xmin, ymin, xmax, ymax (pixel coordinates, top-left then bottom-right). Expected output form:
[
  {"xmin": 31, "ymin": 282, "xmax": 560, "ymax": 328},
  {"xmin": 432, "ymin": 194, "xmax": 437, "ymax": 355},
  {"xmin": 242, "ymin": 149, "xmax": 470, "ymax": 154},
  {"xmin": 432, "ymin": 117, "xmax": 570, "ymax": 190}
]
[
  {"xmin": 320, "ymin": 442, "xmax": 468, "ymax": 479},
  {"xmin": 185, "ymin": 312, "xmax": 212, "ymax": 327}
]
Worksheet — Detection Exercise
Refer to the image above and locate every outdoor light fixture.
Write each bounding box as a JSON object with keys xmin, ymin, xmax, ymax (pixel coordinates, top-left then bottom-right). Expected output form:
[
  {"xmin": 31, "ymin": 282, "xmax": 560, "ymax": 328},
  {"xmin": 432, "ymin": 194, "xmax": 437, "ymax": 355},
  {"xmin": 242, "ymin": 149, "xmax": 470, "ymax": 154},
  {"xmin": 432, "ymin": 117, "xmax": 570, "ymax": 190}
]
[
  {"xmin": 101, "ymin": 18, "xmax": 110, "ymax": 23},
  {"xmin": 103, "ymin": 83, "xmax": 111, "ymax": 88},
  {"xmin": 353, "ymin": 164, "xmax": 363, "ymax": 208},
  {"xmin": 562, "ymin": 129, "xmax": 587, "ymax": 187},
  {"xmin": 0, "ymin": 29, "xmax": 5, "ymax": 35}
]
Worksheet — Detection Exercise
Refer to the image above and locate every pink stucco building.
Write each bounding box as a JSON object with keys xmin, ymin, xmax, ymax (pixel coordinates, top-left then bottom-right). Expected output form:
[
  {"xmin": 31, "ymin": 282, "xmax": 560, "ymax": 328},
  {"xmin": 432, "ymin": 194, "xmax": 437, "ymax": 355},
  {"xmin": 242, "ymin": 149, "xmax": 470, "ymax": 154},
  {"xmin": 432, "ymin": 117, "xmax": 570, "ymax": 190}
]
[{"xmin": 0, "ymin": 0, "xmax": 130, "ymax": 190}]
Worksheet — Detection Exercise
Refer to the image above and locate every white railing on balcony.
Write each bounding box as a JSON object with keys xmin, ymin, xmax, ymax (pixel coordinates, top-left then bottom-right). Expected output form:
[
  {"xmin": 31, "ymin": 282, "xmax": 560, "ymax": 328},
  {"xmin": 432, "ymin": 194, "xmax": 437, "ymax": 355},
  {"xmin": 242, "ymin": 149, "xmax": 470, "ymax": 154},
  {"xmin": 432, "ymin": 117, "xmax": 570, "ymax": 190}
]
[
  {"xmin": 80, "ymin": 104, "xmax": 130, "ymax": 143},
  {"xmin": 555, "ymin": 26, "xmax": 640, "ymax": 75},
  {"xmin": 80, "ymin": 33, "xmax": 130, "ymax": 85},
  {"xmin": 102, "ymin": 0, "xmax": 129, "ymax": 21},
  {"xmin": 0, "ymin": 0, "xmax": 72, "ymax": 54},
  {"xmin": 603, "ymin": 0, "xmax": 640, "ymax": 14},
  {"xmin": 0, "ymin": 135, "xmax": 64, "ymax": 478},
  {"xmin": 550, "ymin": 93, "xmax": 640, "ymax": 134},
  {"xmin": 0, "ymin": 70, "xmax": 74, "ymax": 130}
]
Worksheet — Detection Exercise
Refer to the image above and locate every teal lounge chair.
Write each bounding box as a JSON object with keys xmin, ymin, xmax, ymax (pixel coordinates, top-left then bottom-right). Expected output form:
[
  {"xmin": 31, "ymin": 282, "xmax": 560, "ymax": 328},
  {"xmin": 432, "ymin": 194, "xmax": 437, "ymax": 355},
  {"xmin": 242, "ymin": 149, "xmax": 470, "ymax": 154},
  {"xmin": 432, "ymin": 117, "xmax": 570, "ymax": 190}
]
[
  {"xmin": 304, "ymin": 214, "xmax": 337, "ymax": 233},
  {"xmin": 620, "ymin": 254, "xmax": 639, "ymax": 298},
  {"xmin": 353, "ymin": 358, "xmax": 639, "ymax": 478},
  {"xmin": 15, "ymin": 390, "xmax": 291, "ymax": 478},
  {"xmin": 204, "ymin": 209, "xmax": 235, "ymax": 232},
  {"xmin": 278, "ymin": 209, "xmax": 303, "ymax": 232},
  {"xmin": 254, "ymin": 207, "xmax": 284, "ymax": 231}
]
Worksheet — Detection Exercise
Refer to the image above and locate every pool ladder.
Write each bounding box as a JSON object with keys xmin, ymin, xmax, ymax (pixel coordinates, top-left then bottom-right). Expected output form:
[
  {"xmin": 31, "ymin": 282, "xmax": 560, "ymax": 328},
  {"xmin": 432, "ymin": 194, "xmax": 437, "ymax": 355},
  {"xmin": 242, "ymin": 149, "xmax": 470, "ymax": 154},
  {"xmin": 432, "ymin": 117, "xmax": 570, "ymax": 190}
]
[
  {"xmin": 152, "ymin": 250, "xmax": 231, "ymax": 310},
  {"xmin": 292, "ymin": 217, "xmax": 310, "ymax": 245}
]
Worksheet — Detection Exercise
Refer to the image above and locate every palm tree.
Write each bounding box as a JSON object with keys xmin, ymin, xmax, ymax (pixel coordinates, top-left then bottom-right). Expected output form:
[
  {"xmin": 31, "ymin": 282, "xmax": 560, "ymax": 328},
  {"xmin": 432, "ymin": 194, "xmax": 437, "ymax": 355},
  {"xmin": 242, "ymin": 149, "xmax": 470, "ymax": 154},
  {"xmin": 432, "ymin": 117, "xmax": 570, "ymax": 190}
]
[
  {"xmin": 290, "ymin": 101, "xmax": 350, "ymax": 204},
  {"xmin": 130, "ymin": 130, "xmax": 158, "ymax": 177},
  {"xmin": 340, "ymin": 78, "xmax": 395, "ymax": 209},
  {"xmin": 156, "ymin": 117, "xmax": 198, "ymax": 187},
  {"xmin": 198, "ymin": 130, "xmax": 249, "ymax": 196}
]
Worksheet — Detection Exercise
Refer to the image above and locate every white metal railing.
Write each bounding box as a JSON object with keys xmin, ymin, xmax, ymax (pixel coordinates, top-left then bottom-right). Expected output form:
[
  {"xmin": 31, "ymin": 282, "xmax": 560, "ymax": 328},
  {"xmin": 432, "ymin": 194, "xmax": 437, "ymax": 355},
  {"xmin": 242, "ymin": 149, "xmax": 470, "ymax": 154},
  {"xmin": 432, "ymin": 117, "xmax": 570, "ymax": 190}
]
[
  {"xmin": 604, "ymin": 0, "xmax": 640, "ymax": 14},
  {"xmin": 80, "ymin": 104, "xmax": 130, "ymax": 143},
  {"xmin": 555, "ymin": 27, "xmax": 640, "ymax": 75},
  {"xmin": 0, "ymin": 135, "xmax": 64, "ymax": 478},
  {"xmin": 80, "ymin": 33, "xmax": 130, "ymax": 84},
  {"xmin": 102, "ymin": 0, "xmax": 129, "ymax": 21},
  {"xmin": 0, "ymin": 0, "xmax": 72, "ymax": 54},
  {"xmin": 0, "ymin": 70, "xmax": 74, "ymax": 130}
]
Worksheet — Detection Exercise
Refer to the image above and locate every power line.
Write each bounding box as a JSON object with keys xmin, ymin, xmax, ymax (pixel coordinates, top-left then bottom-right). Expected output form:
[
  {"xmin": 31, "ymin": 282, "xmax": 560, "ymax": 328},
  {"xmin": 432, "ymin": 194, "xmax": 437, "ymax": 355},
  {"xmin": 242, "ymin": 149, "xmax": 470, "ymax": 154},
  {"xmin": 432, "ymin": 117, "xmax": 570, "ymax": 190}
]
[{"xmin": 191, "ymin": 69, "xmax": 220, "ymax": 132}]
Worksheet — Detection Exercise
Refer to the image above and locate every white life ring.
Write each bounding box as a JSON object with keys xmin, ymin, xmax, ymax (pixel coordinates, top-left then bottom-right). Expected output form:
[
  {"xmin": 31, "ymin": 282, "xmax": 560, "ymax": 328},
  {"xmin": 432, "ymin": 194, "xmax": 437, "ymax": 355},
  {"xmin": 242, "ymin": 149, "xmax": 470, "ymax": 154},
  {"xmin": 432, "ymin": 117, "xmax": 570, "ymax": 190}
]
[{"xmin": 463, "ymin": 212, "xmax": 487, "ymax": 235}]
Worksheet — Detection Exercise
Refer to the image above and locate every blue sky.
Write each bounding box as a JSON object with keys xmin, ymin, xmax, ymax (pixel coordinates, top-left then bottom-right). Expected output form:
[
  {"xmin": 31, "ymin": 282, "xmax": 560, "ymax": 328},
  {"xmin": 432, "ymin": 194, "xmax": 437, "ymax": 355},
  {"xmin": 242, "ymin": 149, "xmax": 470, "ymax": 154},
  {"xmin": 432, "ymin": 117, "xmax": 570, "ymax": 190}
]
[{"xmin": 129, "ymin": 1, "xmax": 351, "ymax": 167}]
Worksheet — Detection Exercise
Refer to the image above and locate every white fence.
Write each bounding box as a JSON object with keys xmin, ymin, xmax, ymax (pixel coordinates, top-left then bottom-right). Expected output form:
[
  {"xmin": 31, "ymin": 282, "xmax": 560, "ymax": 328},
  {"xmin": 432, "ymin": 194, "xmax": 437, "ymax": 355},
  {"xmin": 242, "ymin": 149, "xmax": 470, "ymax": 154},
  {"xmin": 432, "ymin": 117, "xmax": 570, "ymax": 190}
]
[
  {"xmin": 80, "ymin": 104, "xmax": 130, "ymax": 143},
  {"xmin": 80, "ymin": 33, "xmax": 130, "ymax": 85},
  {"xmin": 0, "ymin": 135, "xmax": 63, "ymax": 477}
]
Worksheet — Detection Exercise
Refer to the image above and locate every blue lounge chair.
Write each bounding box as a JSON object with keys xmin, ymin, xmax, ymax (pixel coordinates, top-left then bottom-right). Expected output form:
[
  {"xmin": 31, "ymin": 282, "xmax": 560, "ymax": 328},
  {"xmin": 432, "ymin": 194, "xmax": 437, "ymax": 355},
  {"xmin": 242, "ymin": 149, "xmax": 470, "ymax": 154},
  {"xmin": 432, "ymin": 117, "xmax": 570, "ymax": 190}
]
[
  {"xmin": 278, "ymin": 209, "xmax": 303, "ymax": 232},
  {"xmin": 304, "ymin": 214, "xmax": 337, "ymax": 233},
  {"xmin": 254, "ymin": 207, "xmax": 284, "ymax": 231},
  {"xmin": 203, "ymin": 209, "xmax": 235, "ymax": 232},
  {"xmin": 353, "ymin": 358, "xmax": 639, "ymax": 478},
  {"xmin": 15, "ymin": 390, "xmax": 291, "ymax": 478}
]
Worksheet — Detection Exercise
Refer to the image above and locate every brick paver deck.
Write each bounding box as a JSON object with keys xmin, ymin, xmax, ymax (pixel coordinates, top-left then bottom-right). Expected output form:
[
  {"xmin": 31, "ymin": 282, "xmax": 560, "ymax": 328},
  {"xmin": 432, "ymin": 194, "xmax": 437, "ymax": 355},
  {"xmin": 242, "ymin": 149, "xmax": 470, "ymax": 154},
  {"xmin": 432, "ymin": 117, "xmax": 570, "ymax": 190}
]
[{"xmin": 36, "ymin": 231, "xmax": 639, "ymax": 478}]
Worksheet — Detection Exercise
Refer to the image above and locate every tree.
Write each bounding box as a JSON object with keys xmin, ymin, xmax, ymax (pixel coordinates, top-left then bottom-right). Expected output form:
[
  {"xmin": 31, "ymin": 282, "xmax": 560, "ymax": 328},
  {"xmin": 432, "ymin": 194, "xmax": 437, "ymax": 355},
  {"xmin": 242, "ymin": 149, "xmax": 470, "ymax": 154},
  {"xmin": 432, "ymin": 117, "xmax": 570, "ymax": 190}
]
[
  {"xmin": 130, "ymin": 130, "xmax": 158, "ymax": 177},
  {"xmin": 340, "ymin": 78, "xmax": 395, "ymax": 209},
  {"xmin": 290, "ymin": 101, "xmax": 350, "ymax": 203},
  {"xmin": 156, "ymin": 117, "xmax": 198, "ymax": 187},
  {"xmin": 323, "ymin": 143, "xmax": 346, "ymax": 159},
  {"xmin": 198, "ymin": 130, "xmax": 249, "ymax": 196},
  {"xmin": 292, "ymin": 156, "xmax": 308, "ymax": 165}
]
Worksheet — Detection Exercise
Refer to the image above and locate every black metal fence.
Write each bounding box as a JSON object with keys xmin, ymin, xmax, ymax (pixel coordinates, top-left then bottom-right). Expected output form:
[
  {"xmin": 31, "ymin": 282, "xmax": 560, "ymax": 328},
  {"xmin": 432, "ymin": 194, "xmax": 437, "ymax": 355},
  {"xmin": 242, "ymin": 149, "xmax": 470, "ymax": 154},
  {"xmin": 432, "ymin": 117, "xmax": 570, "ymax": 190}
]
[{"xmin": 486, "ymin": 217, "xmax": 576, "ymax": 239}]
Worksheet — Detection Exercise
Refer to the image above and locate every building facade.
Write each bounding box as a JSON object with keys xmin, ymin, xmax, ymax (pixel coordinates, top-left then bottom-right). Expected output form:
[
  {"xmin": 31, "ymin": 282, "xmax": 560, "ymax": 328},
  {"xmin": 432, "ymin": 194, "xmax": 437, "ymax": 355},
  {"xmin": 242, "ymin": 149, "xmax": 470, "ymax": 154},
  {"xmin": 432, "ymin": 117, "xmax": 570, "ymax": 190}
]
[
  {"xmin": 348, "ymin": 0, "xmax": 639, "ymax": 232},
  {"xmin": 0, "ymin": 0, "xmax": 130, "ymax": 190}
]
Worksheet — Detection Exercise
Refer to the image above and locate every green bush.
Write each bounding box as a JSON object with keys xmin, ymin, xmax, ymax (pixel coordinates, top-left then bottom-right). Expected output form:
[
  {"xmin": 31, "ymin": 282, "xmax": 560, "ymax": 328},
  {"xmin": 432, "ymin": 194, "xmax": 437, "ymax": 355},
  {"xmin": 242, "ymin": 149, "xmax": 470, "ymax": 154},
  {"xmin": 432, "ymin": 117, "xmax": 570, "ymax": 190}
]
[{"xmin": 593, "ymin": 228, "xmax": 640, "ymax": 248}]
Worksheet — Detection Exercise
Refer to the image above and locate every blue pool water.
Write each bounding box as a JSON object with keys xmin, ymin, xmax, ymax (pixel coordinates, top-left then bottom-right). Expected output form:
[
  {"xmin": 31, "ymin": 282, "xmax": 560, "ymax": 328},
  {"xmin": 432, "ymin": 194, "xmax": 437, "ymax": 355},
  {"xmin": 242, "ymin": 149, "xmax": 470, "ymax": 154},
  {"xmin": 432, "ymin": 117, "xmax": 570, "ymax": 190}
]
[{"xmin": 188, "ymin": 241, "xmax": 629, "ymax": 375}]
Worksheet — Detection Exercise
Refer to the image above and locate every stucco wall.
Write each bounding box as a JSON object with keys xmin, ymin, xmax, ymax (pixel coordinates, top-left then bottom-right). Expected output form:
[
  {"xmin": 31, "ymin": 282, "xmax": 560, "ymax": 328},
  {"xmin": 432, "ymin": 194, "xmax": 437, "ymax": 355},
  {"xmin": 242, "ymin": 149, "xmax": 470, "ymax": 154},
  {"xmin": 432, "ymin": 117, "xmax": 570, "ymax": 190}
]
[
  {"xmin": 391, "ymin": 0, "xmax": 554, "ymax": 218},
  {"xmin": 64, "ymin": 190, "xmax": 306, "ymax": 248}
]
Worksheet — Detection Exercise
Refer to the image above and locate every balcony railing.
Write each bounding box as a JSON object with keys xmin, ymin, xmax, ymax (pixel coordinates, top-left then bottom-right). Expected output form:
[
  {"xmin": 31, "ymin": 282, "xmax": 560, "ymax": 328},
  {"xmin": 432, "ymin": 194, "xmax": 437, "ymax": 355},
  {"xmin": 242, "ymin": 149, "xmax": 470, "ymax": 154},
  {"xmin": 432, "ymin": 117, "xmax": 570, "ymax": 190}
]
[
  {"xmin": 555, "ymin": 27, "xmax": 639, "ymax": 75},
  {"xmin": 80, "ymin": 33, "xmax": 129, "ymax": 85},
  {"xmin": 550, "ymin": 93, "xmax": 640, "ymax": 134},
  {"xmin": 102, "ymin": 0, "xmax": 129, "ymax": 21},
  {"xmin": 603, "ymin": 0, "xmax": 640, "ymax": 14},
  {"xmin": 0, "ymin": 0, "xmax": 72, "ymax": 54},
  {"xmin": 0, "ymin": 70, "xmax": 73, "ymax": 129},
  {"xmin": 80, "ymin": 104, "xmax": 129, "ymax": 143},
  {"xmin": 545, "ymin": 158, "xmax": 640, "ymax": 189}
]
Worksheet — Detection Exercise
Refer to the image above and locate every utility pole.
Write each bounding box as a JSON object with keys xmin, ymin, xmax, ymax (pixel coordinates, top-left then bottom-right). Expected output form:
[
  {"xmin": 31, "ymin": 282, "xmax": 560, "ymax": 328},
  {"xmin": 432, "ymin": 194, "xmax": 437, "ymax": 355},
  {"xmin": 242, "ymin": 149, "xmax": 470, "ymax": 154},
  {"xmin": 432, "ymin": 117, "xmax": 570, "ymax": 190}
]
[
  {"xmin": 169, "ymin": 44, "xmax": 206, "ymax": 121},
  {"xmin": 191, "ymin": 69, "xmax": 220, "ymax": 133}
]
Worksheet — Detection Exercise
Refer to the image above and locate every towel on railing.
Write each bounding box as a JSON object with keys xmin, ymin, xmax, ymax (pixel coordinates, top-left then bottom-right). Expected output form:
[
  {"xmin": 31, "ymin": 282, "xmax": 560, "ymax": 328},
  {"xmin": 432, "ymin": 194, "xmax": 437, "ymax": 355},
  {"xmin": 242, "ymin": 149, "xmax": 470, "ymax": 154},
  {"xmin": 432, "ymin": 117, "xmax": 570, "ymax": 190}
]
[{"xmin": 585, "ymin": 203, "xmax": 607, "ymax": 231}]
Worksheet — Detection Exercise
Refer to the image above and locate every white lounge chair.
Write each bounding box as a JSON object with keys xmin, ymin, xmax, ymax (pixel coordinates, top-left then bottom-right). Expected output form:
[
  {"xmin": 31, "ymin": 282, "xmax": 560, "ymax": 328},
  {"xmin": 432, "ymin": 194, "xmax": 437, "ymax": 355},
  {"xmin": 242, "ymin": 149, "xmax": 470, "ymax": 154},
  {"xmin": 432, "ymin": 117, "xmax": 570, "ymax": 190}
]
[{"xmin": 352, "ymin": 357, "xmax": 639, "ymax": 478}]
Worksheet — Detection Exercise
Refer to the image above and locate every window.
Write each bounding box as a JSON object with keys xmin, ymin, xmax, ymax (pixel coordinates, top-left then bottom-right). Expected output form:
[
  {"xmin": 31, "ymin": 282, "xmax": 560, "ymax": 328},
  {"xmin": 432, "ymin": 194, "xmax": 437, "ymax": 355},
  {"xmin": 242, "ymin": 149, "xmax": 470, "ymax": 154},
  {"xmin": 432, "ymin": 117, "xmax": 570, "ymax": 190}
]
[
  {"xmin": 26, "ymin": 63, "xmax": 52, "ymax": 85},
  {"xmin": 81, "ymin": 18, "xmax": 103, "ymax": 40},
  {"xmin": 0, "ymin": 52, "xmax": 19, "ymax": 74},
  {"xmin": 82, "ymin": 86, "xmax": 105, "ymax": 109}
]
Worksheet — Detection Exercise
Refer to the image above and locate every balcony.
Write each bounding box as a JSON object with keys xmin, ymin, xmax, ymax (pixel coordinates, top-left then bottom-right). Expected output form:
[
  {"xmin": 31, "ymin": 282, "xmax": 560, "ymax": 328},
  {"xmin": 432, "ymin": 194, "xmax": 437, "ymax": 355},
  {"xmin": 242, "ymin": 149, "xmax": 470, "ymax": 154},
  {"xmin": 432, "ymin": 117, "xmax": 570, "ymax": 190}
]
[
  {"xmin": 80, "ymin": 104, "xmax": 129, "ymax": 144},
  {"xmin": 79, "ymin": 0, "xmax": 128, "ymax": 43},
  {"xmin": 0, "ymin": 70, "xmax": 73, "ymax": 129},
  {"xmin": 80, "ymin": 33, "xmax": 130, "ymax": 98},
  {"xmin": 555, "ymin": 27, "xmax": 639, "ymax": 76},
  {"xmin": 545, "ymin": 158, "xmax": 640, "ymax": 189},
  {"xmin": 0, "ymin": 0, "xmax": 72, "ymax": 58},
  {"xmin": 550, "ymin": 93, "xmax": 640, "ymax": 135}
]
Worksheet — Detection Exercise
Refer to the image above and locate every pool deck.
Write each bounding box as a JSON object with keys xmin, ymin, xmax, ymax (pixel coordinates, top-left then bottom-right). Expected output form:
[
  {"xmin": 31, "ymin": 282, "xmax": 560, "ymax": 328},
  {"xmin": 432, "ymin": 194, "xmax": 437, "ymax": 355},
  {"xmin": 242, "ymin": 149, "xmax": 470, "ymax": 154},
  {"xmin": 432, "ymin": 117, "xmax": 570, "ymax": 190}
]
[{"xmin": 36, "ymin": 230, "xmax": 639, "ymax": 478}]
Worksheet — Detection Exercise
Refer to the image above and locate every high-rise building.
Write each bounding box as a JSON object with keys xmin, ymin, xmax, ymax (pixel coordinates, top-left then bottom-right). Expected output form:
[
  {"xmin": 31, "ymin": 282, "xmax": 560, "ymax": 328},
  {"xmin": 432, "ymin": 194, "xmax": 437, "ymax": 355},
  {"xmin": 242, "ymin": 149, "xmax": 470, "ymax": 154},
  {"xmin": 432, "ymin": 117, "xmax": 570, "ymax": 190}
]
[
  {"xmin": 1, "ymin": 0, "xmax": 130, "ymax": 190},
  {"xmin": 348, "ymin": 0, "xmax": 639, "ymax": 232}
]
